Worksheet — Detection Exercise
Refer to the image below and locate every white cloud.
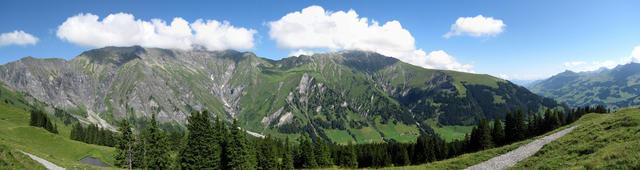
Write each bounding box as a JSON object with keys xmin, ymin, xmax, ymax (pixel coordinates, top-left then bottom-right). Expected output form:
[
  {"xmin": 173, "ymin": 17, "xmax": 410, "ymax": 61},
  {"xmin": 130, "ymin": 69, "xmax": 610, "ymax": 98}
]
[
  {"xmin": 444, "ymin": 15, "xmax": 505, "ymax": 38},
  {"xmin": 498, "ymin": 73, "xmax": 509, "ymax": 80},
  {"xmin": 56, "ymin": 13, "xmax": 256, "ymax": 50},
  {"xmin": 626, "ymin": 46, "xmax": 640, "ymax": 63},
  {"xmin": 0, "ymin": 30, "xmax": 38, "ymax": 47},
  {"xmin": 288, "ymin": 49, "xmax": 315, "ymax": 56},
  {"xmin": 268, "ymin": 5, "xmax": 473, "ymax": 72}
]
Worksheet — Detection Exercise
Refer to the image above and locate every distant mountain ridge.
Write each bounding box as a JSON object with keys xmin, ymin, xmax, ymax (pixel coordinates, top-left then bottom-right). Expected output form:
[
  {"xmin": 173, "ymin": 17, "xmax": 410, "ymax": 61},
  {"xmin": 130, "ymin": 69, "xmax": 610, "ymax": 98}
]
[
  {"xmin": 529, "ymin": 62, "xmax": 640, "ymax": 109},
  {"xmin": 0, "ymin": 46, "xmax": 564, "ymax": 143}
]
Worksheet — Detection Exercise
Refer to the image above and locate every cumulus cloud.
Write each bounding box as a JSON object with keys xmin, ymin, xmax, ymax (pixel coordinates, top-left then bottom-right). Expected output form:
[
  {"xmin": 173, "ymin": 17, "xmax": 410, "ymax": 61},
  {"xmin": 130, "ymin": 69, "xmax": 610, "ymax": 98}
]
[
  {"xmin": 444, "ymin": 15, "xmax": 505, "ymax": 38},
  {"xmin": 268, "ymin": 5, "xmax": 473, "ymax": 72},
  {"xmin": 0, "ymin": 30, "xmax": 38, "ymax": 47},
  {"xmin": 288, "ymin": 49, "xmax": 316, "ymax": 56},
  {"xmin": 626, "ymin": 46, "xmax": 640, "ymax": 63},
  {"xmin": 498, "ymin": 73, "xmax": 509, "ymax": 80},
  {"xmin": 56, "ymin": 13, "xmax": 256, "ymax": 50}
]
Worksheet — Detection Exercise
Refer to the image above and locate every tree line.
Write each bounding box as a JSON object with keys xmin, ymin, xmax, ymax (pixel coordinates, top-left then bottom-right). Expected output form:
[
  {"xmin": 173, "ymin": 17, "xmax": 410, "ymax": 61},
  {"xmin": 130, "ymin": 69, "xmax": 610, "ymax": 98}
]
[
  {"xmin": 70, "ymin": 123, "xmax": 116, "ymax": 147},
  {"xmin": 29, "ymin": 109, "xmax": 58, "ymax": 134},
  {"xmin": 110, "ymin": 105, "xmax": 605, "ymax": 169},
  {"xmin": 467, "ymin": 105, "xmax": 607, "ymax": 152}
]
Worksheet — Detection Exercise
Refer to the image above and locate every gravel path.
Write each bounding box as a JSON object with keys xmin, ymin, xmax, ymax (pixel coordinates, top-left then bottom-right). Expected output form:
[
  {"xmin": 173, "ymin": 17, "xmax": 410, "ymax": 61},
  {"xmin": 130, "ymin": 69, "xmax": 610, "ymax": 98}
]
[
  {"xmin": 19, "ymin": 150, "xmax": 65, "ymax": 170},
  {"xmin": 465, "ymin": 125, "xmax": 578, "ymax": 170}
]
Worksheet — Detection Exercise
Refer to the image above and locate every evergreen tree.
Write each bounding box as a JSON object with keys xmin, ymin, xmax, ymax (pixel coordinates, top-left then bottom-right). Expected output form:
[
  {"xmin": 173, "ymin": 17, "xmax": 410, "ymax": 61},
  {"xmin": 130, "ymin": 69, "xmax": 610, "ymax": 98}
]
[
  {"xmin": 470, "ymin": 118, "xmax": 493, "ymax": 151},
  {"xmin": 526, "ymin": 111, "xmax": 536, "ymax": 138},
  {"xmin": 314, "ymin": 139, "xmax": 332, "ymax": 167},
  {"xmin": 214, "ymin": 116, "xmax": 231, "ymax": 170},
  {"xmin": 29, "ymin": 109, "xmax": 57, "ymax": 134},
  {"xmin": 412, "ymin": 135, "xmax": 426, "ymax": 164},
  {"xmin": 296, "ymin": 135, "xmax": 317, "ymax": 168},
  {"xmin": 179, "ymin": 111, "xmax": 219, "ymax": 169},
  {"xmin": 132, "ymin": 132, "xmax": 147, "ymax": 168},
  {"xmin": 392, "ymin": 144, "xmax": 410, "ymax": 166},
  {"xmin": 257, "ymin": 135, "xmax": 278, "ymax": 170},
  {"xmin": 227, "ymin": 119, "xmax": 255, "ymax": 170},
  {"xmin": 514, "ymin": 109, "xmax": 526, "ymax": 141},
  {"xmin": 491, "ymin": 116, "xmax": 505, "ymax": 146},
  {"xmin": 478, "ymin": 118, "xmax": 493, "ymax": 150},
  {"xmin": 504, "ymin": 111, "xmax": 515, "ymax": 144},
  {"xmin": 143, "ymin": 114, "xmax": 171, "ymax": 169},
  {"xmin": 281, "ymin": 137, "xmax": 294, "ymax": 170},
  {"xmin": 114, "ymin": 119, "xmax": 134, "ymax": 169}
]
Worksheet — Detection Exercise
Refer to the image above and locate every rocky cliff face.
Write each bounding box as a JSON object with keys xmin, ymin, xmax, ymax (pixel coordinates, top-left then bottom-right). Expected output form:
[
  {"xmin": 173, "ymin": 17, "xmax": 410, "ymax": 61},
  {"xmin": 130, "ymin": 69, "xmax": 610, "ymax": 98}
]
[{"xmin": 0, "ymin": 46, "xmax": 563, "ymax": 143}]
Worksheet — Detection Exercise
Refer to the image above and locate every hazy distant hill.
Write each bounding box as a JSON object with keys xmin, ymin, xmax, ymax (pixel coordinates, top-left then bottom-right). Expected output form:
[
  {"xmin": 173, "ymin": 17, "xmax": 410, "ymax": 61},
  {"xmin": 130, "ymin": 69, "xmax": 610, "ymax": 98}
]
[
  {"xmin": 530, "ymin": 63, "xmax": 640, "ymax": 109},
  {"xmin": 0, "ymin": 46, "xmax": 563, "ymax": 143}
]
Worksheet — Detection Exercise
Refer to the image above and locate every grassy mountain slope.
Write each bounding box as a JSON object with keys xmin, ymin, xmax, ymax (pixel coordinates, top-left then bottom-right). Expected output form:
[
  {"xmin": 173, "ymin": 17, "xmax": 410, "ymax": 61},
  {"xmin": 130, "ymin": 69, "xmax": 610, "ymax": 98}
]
[
  {"xmin": 512, "ymin": 108, "xmax": 640, "ymax": 169},
  {"xmin": 0, "ymin": 47, "xmax": 564, "ymax": 144},
  {"xmin": 0, "ymin": 85, "xmax": 115, "ymax": 169},
  {"xmin": 0, "ymin": 144, "xmax": 45, "ymax": 169},
  {"xmin": 377, "ymin": 108, "xmax": 640, "ymax": 169},
  {"xmin": 530, "ymin": 63, "xmax": 640, "ymax": 109}
]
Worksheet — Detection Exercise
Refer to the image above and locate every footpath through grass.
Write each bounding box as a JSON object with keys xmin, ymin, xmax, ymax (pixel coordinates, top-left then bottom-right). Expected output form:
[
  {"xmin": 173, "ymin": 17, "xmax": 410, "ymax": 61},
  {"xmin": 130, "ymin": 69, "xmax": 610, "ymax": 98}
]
[
  {"xmin": 511, "ymin": 108, "xmax": 640, "ymax": 169},
  {"xmin": 0, "ymin": 102, "xmax": 116, "ymax": 169},
  {"xmin": 0, "ymin": 144, "xmax": 45, "ymax": 169}
]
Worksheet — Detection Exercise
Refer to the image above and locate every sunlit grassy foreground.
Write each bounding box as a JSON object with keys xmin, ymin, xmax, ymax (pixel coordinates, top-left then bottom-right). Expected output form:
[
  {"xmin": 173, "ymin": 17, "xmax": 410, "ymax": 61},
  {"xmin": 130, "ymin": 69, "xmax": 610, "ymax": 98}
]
[
  {"xmin": 320, "ymin": 108, "xmax": 640, "ymax": 170},
  {"xmin": 0, "ymin": 102, "xmax": 116, "ymax": 169}
]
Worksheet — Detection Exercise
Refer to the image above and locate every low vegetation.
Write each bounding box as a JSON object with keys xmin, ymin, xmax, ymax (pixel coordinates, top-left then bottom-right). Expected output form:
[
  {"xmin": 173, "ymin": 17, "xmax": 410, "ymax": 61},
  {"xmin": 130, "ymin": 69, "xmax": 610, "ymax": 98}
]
[
  {"xmin": 0, "ymin": 95, "xmax": 115, "ymax": 169},
  {"xmin": 0, "ymin": 144, "xmax": 45, "ymax": 169},
  {"xmin": 511, "ymin": 108, "xmax": 640, "ymax": 169}
]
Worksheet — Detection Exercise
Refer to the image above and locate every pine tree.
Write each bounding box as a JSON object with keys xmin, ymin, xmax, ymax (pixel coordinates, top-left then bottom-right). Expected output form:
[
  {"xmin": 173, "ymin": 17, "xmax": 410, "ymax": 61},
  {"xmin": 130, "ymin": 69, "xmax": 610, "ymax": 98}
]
[
  {"xmin": 214, "ymin": 116, "xmax": 231, "ymax": 170},
  {"xmin": 132, "ymin": 132, "xmax": 147, "ymax": 168},
  {"xmin": 257, "ymin": 135, "xmax": 278, "ymax": 170},
  {"xmin": 514, "ymin": 109, "xmax": 526, "ymax": 141},
  {"xmin": 281, "ymin": 137, "xmax": 294, "ymax": 170},
  {"xmin": 491, "ymin": 116, "xmax": 505, "ymax": 146},
  {"xmin": 179, "ymin": 111, "xmax": 219, "ymax": 169},
  {"xmin": 227, "ymin": 119, "xmax": 255, "ymax": 170},
  {"xmin": 345, "ymin": 142, "xmax": 358, "ymax": 168},
  {"xmin": 478, "ymin": 118, "xmax": 493, "ymax": 150},
  {"xmin": 144, "ymin": 114, "xmax": 171, "ymax": 169},
  {"xmin": 314, "ymin": 139, "xmax": 332, "ymax": 168},
  {"xmin": 526, "ymin": 112, "xmax": 536, "ymax": 138},
  {"xmin": 412, "ymin": 135, "xmax": 426, "ymax": 164},
  {"xmin": 296, "ymin": 135, "xmax": 317, "ymax": 168},
  {"xmin": 504, "ymin": 111, "xmax": 515, "ymax": 144},
  {"xmin": 392, "ymin": 144, "xmax": 410, "ymax": 166},
  {"xmin": 115, "ymin": 119, "xmax": 134, "ymax": 169}
]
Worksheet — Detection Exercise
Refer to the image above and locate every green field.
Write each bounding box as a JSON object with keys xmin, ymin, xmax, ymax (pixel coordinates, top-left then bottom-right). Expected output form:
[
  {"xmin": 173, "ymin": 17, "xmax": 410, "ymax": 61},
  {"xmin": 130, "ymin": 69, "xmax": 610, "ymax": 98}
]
[
  {"xmin": 424, "ymin": 119, "xmax": 473, "ymax": 142},
  {"xmin": 0, "ymin": 101, "xmax": 116, "ymax": 169},
  {"xmin": 324, "ymin": 129, "xmax": 355, "ymax": 144},
  {"xmin": 349, "ymin": 127, "xmax": 384, "ymax": 143},
  {"xmin": 377, "ymin": 122, "xmax": 420, "ymax": 143}
]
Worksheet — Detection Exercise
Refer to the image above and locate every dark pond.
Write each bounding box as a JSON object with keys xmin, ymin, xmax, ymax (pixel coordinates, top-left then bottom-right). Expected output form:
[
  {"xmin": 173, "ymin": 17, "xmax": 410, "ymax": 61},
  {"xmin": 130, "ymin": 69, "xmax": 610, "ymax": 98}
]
[{"xmin": 79, "ymin": 157, "xmax": 110, "ymax": 167}]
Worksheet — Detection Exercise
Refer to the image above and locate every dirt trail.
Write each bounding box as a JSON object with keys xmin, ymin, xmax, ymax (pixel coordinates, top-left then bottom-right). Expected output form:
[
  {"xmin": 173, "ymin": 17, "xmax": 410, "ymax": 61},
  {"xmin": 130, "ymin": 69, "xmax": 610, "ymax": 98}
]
[
  {"xmin": 465, "ymin": 125, "xmax": 578, "ymax": 170},
  {"xmin": 19, "ymin": 150, "xmax": 65, "ymax": 170}
]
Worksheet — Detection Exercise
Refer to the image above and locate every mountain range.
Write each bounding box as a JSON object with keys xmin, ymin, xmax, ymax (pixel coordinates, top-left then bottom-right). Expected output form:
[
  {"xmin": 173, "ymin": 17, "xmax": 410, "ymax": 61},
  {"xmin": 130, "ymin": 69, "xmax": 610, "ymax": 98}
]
[
  {"xmin": 529, "ymin": 62, "xmax": 640, "ymax": 110},
  {"xmin": 0, "ymin": 46, "xmax": 564, "ymax": 143}
]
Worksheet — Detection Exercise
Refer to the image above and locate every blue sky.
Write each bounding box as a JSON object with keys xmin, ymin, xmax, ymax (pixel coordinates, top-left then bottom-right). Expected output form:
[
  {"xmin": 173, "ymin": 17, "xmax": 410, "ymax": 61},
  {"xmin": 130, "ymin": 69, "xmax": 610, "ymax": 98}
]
[{"xmin": 1, "ymin": 0, "xmax": 639, "ymax": 80}]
